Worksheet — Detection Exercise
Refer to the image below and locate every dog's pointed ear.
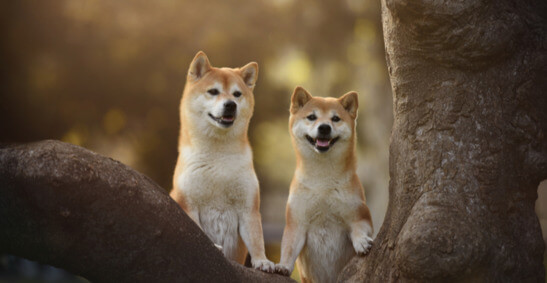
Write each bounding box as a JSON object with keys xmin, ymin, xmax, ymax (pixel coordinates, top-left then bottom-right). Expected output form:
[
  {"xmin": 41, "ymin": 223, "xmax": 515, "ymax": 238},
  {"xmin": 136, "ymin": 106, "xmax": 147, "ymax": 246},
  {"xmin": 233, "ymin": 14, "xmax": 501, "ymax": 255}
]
[
  {"xmin": 290, "ymin": 86, "xmax": 313, "ymax": 114},
  {"xmin": 239, "ymin": 62, "xmax": 258, "ymax": 89},
  {"xmin": 338, "ymin": 91, "xmax": 359, "ymax": 119},
  {"xmin": 188, "ymin": 51, "xmax": 212, "ymax": 81}
]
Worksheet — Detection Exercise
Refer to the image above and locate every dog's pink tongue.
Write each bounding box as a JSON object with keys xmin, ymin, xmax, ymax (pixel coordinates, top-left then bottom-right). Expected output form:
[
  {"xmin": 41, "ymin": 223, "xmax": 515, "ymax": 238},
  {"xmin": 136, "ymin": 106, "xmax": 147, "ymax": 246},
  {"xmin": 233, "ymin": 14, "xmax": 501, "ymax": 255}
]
[
  {"xmin": 316, "ymin": 139, "xmax": 330, "ymax": 147},
  {"xmin": 222, "ymin": 116, "xmax": 234, "ymax": 122}
]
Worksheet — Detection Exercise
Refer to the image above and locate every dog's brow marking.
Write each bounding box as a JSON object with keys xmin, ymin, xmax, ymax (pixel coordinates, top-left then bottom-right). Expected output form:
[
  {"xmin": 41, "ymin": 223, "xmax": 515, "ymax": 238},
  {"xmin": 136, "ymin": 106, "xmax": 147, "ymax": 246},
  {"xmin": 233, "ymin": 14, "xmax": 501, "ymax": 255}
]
[
  {"xmin": 210, "ymin": 82, "xmax": 224, "ymax": 93},
  {"xmin": 229, "ymin": 83, "xmax": 241, "ymax": 94},
  {"xmin": 222, "ymin": 72, "xmax": 230, "ymax": 87}
]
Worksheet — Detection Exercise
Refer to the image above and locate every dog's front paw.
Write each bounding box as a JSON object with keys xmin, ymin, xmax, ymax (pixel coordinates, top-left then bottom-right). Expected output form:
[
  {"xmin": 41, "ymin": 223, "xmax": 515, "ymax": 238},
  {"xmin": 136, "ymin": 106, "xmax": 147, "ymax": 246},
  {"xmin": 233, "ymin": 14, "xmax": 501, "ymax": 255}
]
[
  {"xmin": 353, "ymin": 235, "xmax": 373, "ymax": 255},
  {"xmin": 274, "ymin": 263, "xmax": 292, "ymax": 276},
  {"xmin": 252, "ymin": 258, "xmax": 275, "ymax": 273}
]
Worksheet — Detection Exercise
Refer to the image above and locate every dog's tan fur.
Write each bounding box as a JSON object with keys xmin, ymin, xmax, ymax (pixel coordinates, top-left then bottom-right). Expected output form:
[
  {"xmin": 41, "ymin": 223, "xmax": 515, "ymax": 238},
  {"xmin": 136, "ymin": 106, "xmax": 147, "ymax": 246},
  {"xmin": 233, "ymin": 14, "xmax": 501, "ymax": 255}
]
[
  {"xmin": 276, "ymin": 87, "xmax": 373, "ymax": 282},
  {"xmin": 170, "ymin": 51, "xmax": 274, "ymax": 272}
]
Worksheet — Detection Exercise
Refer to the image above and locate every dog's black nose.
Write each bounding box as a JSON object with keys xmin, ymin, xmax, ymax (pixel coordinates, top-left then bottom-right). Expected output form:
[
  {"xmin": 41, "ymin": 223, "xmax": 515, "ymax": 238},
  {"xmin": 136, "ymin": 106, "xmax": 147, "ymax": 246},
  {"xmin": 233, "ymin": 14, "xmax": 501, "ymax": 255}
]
[
  {"xmin": 318, "ymin": 124, "xmax": 331, "ymax": 135},
  {"xmin": 224, "ymin": 100, "xmax": 237, "ymax": 112}
]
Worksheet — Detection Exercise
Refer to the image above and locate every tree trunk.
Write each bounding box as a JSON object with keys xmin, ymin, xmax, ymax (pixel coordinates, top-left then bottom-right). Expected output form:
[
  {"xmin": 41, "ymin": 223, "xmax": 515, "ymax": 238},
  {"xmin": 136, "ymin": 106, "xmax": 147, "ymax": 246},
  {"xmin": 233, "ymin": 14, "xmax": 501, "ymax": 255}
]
[
  {"xmin": 340, "ymin": 0, "xmax": 547, "ymax": 282},
  {"xmin": 0, "ymin": 140, "xmax": 292, "ymax": 283}
]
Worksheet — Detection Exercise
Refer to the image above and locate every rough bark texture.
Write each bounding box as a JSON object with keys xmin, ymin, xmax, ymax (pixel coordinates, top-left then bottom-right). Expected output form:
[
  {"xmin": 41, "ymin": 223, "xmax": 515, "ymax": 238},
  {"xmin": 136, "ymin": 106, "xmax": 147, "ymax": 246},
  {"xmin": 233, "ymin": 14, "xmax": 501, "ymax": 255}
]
[
  {"xmin": 0, "ymin": 140, "xmax": 293, "ymax": 283},
  {"xmin": 340, "ymin": 0, "xmax": 547, "ymax": 282}
]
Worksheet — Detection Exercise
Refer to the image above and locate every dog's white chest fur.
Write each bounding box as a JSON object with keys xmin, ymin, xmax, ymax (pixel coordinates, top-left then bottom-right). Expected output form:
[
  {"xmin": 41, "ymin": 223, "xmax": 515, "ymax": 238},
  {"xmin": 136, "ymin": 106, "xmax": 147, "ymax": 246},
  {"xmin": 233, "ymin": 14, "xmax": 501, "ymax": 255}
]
[
  {"xmin": 177, "ymin": 146, "xmax": 256, "ymax": 207},
  {"xmin": 293, "ymin": 171, "xmax": 360, "ymax": 224},
  {"xmin": 176, "ymin": 145, "xmax": 257, "ymax": 258}
]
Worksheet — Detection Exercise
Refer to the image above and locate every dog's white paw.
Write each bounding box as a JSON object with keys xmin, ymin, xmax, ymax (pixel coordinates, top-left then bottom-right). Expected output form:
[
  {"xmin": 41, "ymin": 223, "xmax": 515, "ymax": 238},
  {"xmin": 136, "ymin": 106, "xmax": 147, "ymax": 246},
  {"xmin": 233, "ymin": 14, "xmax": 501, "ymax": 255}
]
[
  {"xmin": 214, "ymin": 243, "xmax": 223, "ymax": 251},
  {"xmin": 252, "ymin": 258, "xmax": 275, "ymax": 273},
  {"xmin": 353, "ymin": 235, "xmax": 373, "ymax": 255},
  {"xmin": 274, "ymin": 263, "xmax": 292, "ymax": 276}
]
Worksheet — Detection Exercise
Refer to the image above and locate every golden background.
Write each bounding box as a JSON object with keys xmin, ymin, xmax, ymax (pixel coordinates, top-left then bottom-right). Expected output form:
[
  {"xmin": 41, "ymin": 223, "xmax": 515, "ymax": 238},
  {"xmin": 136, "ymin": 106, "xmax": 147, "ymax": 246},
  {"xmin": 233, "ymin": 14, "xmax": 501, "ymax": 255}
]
[{"xmin": 0, "ymin": 0, "xmax": 393, "ymax": 280}]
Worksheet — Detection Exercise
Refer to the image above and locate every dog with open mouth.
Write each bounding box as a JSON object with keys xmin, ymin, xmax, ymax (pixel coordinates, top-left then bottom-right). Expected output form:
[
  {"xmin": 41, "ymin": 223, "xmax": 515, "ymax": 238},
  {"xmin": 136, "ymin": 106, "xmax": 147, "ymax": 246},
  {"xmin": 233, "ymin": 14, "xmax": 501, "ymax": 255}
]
[
  {"xmin": 170, "ymin": 51, "xmax": 274, "ymax": 272},
  {"xmin": 276, "ymin": 87, "xmax": 374, "ymax": 282}
]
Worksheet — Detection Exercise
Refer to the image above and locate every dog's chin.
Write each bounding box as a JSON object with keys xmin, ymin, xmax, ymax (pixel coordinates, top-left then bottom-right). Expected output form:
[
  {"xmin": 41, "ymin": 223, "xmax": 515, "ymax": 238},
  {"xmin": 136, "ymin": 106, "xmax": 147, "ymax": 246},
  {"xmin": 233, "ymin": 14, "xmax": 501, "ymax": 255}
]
[
  {"xmin": 305, "ymin": 135, "xmax": 339, "ymax": 153},
  {"xmin": 208, "ymin": 113, "xmax": 236, "ymax": 128}
]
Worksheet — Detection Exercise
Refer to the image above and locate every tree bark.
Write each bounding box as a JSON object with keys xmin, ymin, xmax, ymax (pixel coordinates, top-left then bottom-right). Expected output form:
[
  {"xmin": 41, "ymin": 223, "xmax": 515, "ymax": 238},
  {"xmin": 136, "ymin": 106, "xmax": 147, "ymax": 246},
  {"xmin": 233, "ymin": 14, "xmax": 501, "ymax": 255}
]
[
  {"xmin": 0, "ymin": 140, "xmax": 293, "ymax": 283},
  {"xmin": 340, "ymin": 0, "xmax": 547, "ymax": 282}
]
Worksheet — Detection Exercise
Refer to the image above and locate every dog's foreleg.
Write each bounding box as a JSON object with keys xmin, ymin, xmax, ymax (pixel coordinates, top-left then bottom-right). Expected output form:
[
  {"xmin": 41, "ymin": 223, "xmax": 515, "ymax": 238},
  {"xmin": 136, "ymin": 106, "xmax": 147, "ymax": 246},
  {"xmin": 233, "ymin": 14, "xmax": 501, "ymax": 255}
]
[
  {"xmin": 350, "ymin": 205, "xmax": 373, "ymax": 255},
  {"xmin": 239, "ymin": 192, "xmax": 274, "ymax": 273},
  {"xmin": 275, "ymin": 206, "xmax": 306, "ymax": 276}
]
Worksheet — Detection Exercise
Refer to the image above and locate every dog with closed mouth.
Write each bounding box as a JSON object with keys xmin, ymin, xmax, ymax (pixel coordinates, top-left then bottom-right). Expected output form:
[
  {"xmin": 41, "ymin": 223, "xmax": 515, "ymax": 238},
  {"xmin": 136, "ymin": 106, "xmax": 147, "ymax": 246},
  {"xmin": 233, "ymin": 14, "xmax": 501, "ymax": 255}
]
[
  {"xmin": 170, "ymin": 51, "xmax": 274, "ymax": 272},
  {"xmin": 275, "ymin": 87, "xmax": 374, "ymax": 282}
]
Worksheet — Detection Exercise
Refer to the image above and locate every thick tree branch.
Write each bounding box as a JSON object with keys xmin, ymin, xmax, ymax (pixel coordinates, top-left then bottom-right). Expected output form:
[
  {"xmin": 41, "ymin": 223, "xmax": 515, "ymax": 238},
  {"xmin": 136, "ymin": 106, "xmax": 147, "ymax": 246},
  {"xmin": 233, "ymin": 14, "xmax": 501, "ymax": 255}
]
[{"xmin": 0, "ymin": 140, "xmax": 293, "ymax": 283}]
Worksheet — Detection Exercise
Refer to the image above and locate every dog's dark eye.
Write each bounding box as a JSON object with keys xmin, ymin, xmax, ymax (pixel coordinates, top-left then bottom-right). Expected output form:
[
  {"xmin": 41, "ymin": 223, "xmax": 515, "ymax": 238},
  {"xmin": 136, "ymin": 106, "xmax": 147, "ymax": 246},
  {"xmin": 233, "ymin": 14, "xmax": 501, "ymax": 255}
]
[
  {"xmin": 331, "ymin": 115, "xmax": 340, "ymax": 122},
  {"xmin": 307, "ymin": 114, "xmax": 317, "ymax": 121},
  {"xmin": 207, "ymin": 88, "xmax": 220, "ymax": 95},
  {"xmin": 233, "ymin": 91, "xmax": 242, "ymax": 97}
]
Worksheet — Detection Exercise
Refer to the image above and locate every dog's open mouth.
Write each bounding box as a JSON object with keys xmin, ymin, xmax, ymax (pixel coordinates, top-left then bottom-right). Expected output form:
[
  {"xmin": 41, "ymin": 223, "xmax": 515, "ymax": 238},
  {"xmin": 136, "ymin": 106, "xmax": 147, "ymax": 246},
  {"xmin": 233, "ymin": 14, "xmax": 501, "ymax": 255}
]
[
  {"xmin": 305, "ymin": 135, "xmax": 339, "ymax": 152},
  {"xmin": 208, "ymin": 113, "xmax": 235, "ymax": 127}
]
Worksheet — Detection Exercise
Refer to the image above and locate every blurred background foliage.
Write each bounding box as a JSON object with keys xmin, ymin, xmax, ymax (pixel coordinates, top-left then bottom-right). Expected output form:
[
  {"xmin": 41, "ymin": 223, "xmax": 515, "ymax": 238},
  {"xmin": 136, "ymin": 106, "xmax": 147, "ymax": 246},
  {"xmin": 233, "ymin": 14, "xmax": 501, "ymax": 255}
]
[{"xmin": 0, "ymin": 0, "xmax": 392, "ymax": 280}]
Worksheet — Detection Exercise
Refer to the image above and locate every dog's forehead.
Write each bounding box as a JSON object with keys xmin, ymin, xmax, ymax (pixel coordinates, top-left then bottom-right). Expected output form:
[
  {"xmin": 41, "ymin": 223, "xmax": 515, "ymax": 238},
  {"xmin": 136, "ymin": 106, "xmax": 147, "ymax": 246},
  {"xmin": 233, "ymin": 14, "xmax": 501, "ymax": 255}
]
[
  {"xmin": 198, "ymin": 67, "xmax": 245, "ymax": 90},
  {"xmin": 302, "ymin": 97, "xmax": 344, "ymax": 114},
  {"xmin": 216, "ymin": 68, "xmax": 245, "ymax": 89}
]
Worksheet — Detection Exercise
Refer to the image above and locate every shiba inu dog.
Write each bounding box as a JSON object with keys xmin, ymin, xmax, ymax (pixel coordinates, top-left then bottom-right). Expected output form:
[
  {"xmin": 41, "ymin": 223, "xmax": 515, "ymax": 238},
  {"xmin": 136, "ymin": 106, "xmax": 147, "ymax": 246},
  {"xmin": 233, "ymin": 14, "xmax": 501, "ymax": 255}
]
[
  {"xmin": 170, "ymin": 51, "xmax": 274, "ymax": 272},
  {"xmin": 275, "ymin": 87, "xmax": 374, "ymax": 282}
]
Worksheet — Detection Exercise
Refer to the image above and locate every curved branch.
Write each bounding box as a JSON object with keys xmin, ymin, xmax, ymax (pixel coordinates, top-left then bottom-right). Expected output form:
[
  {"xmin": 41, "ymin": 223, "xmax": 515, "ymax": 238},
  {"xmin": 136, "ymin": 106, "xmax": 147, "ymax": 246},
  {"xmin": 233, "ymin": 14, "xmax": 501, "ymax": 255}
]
[{"xmin": 0, "ymin": 140, "xmax": 292, "ymax": 283}]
